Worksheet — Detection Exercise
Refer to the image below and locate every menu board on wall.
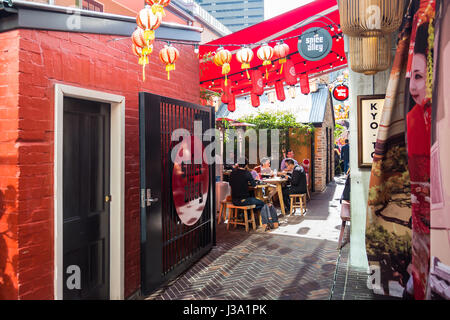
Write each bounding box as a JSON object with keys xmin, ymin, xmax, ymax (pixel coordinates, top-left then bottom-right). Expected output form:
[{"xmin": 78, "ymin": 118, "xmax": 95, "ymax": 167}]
[{"xmin": 357, "ymin": 95, "xmax": 385, "ymax": 168}]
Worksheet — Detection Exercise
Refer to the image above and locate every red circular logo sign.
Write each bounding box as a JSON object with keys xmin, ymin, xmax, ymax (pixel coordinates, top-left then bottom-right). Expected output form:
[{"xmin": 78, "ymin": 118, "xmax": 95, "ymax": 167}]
[
  {"xmin": 172, "ymin": 136, "xmax": 210, "ymax": 226},
  {"xmin": 333, "ymin": 85, "xmax": 349, "ymax": 101}
]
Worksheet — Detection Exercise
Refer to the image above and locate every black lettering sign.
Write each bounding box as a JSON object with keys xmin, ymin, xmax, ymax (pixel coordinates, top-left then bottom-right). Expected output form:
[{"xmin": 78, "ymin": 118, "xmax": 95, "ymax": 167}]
[{"xmin": 182, "ymin": 161, "xmax": 204, "ymax": 204}]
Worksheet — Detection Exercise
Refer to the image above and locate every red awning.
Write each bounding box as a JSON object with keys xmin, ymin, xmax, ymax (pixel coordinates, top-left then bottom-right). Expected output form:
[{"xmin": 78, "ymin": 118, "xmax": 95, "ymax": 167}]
[{"xmin": 199, "ymin": 0, "xmax": 346, "ymax": 96}]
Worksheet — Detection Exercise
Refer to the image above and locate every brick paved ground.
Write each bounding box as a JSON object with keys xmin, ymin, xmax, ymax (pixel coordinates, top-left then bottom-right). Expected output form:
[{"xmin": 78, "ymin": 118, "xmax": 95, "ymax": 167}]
[
  {"xmin": 330, "ymin": 231, "xmax": 400, "ymax": 300},
  {"xmin": 145, "ymin": 176, "xmax": 388, "ymax": 301}
]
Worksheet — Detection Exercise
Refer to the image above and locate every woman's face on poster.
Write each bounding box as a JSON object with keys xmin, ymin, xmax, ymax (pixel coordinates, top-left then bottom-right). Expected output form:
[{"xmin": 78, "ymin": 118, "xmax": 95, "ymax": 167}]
[{"xmin": 410, "ymin": 53, "xmax": 427, "ymax": 105}]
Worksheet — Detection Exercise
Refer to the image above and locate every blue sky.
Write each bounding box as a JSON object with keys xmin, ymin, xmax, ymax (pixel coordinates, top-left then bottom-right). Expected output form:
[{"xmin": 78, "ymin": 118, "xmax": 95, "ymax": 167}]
[{"xmin": 264, "ymin": 0, "xmax": 315, "ymax": 19}]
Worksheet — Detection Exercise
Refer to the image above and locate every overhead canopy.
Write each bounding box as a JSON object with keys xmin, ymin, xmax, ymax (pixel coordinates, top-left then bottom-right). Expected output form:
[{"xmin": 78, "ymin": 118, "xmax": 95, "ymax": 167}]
[
  {"xmin": 199, "ymin": 0, "xmax": 347, "ymax": 96},
  {"xmin": 216, "ymin": 84, "xmax": 332, "ymax": 125}
]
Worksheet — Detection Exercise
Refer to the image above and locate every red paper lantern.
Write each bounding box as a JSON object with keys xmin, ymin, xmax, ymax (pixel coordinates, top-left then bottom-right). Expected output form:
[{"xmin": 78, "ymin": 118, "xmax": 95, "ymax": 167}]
[
  {"xmin": 275, "ymin": 81, "xmax": 286, "ymax": 101},
  {"xmin": 300, "ymin": 73, "xmax": 310, "ymax": 95},
  {"xmin": 236, "ymin": 46, "xmax": 254, "ymax": 80},
  {"xmin": 251, "ymin": 93, "xmax": 260, "ymax": 108},
  {"xmin": 214, "ymin": 47, "xmax": 232, "ymax": 86},
  {"xmin": 251, "ymin": 69, "xmax": 264, "ymax": 96},
  {"xmin": 227, "ymin": 93, "xmax": 236, "ymax": 112},
  {"xmin": 136, "ymin": 5, "xmax": 162, "ymax": 43},
  {"xmin": 131, "ymin": 28, "xmax": 153, "ymax": 81},
  {"xmin": 257, "ymin": 43, "xmax": 274, "ymax": 79},
  {"xmin": 283, "ymin": 59, "xmax": 297, "ymax": 86},
  {"xmin": 273, "ymin": 42, "xmax": 290, "ymax": 74},
  {"xmin": 159, "ymin": 44, "xmax": 179, "ymax": 80}
]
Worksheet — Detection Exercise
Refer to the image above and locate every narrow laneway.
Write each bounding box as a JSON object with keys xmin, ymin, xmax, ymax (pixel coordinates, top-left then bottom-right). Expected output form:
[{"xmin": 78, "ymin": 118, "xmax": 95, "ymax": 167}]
[{"xmin": 146, "ymin": 177, "xmax": 359, "ymax": 300}]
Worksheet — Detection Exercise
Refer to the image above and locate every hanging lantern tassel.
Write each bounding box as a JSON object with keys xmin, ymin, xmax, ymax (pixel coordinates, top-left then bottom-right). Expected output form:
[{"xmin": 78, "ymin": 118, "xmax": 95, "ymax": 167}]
[
  {"xmin": 145, "ymin": 0, "xmax": 171, "ymax": 17},
  {"xmin": 262, "ymin": 59, "xmax": 272, "ymax": 80},
  {"xmin": 241, "ymin": 62, "xmax": 251, "ymax": 79},
  {"xmin": 279, "ymin": 58, "xmax": 287, "ymax": 74},
  {"xmin": 166, "ymin": 63, "xmax": 175, "ymax": 80},
  {"xmin": 222, "ymin": 63, "xmax": 230, "ymax": 86},
  {"xmin": 141, "ymin": 45, "xmax": 153, "ymax": 81}
]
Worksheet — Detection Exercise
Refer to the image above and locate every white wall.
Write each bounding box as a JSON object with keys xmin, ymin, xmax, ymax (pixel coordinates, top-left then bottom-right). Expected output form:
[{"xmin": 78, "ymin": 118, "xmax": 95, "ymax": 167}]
[{"xmin": 346, "ymin": 36, "xmax": 394, "ymax": 269}]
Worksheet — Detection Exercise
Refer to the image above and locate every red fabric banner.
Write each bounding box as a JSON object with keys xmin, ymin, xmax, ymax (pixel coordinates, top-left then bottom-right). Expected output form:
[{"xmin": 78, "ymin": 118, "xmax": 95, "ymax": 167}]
[
  {"xmin": 227, "ymin": 93, "xmax": 236, "ymax": 112},
  {"xmin": 284, "ymin": 59, "xmax": 298, "ymax": 86},
  {"xmin": 275, "ymin": 81, "xmax": 286, "ymax": 101},
  {"xmin": 251, "ymin": 69, "xmax": 264, "ymax": 96},
  {"xmin": 221, "ymin": 80, "xmax": 232, "ymax": 104},
  {"xmin": 300, "ymin": 73, "xmax": 310, "ymax": 95},
  {"xmin": 251, "ymin": 93, "xmax": 260, "ymax": 108}
]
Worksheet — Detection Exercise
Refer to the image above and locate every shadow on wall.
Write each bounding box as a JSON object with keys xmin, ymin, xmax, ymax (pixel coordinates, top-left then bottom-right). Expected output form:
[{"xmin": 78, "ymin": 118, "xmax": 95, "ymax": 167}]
[{"xmin": 0, "ymin": 186, "xmax": 18, "ymax": 300}]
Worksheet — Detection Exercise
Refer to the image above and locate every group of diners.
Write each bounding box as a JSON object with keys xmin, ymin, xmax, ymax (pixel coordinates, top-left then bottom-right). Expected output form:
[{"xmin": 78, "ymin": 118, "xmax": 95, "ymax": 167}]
[{"xmin": 227, "ymin": 151, "xmax": 308, "ymax": 231}]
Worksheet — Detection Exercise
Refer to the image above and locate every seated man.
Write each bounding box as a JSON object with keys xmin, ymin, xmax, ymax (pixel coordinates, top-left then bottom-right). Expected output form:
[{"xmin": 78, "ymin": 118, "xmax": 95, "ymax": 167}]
[
  {"xmin": 280, "ymin": 150, "xmax": 298, "ymax": 172},
  {"xmin": 229, "ymin": 160, "xmax": 265, "ymax": 211},
  {"xmin": 282, "ymin": 159, "xmax": 308, "ymax": 213}
]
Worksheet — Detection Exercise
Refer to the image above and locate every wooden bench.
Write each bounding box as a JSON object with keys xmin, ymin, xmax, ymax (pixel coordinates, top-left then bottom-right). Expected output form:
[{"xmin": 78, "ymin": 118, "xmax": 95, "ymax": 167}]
[
  {"xmin": 226, "ymin": 204, "xmax": 257, "ymax": 232},
  {"xmin": 289, "ymin": 194, "xmax": 307, "ymax": 216}
]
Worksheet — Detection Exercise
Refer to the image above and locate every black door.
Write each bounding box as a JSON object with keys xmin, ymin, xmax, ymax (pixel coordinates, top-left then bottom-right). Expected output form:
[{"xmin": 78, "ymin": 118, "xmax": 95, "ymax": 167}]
[
  {"xmin": 139, "ymin": 92, "xmax": 215, "ymax": 295},
  {"xmin": 63, "ymin": 97, "xmax": 110, "ymax": 300}
]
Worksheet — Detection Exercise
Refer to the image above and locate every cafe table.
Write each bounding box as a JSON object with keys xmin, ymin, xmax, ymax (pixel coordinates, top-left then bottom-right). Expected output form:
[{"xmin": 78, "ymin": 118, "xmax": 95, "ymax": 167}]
[{"xmin": 252, "ymin": 177, "xmax": 289, "ymax": 216}]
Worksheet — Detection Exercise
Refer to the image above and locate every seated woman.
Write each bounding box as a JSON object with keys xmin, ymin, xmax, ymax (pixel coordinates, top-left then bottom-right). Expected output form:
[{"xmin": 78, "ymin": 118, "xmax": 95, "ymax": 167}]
[
  {"xmin": 260, "ymin": 157, "xmax": 273, "ymax": 177},
  {"xmin": 229, "ymin": 159, "xmax": 265, "ymax": 211}
]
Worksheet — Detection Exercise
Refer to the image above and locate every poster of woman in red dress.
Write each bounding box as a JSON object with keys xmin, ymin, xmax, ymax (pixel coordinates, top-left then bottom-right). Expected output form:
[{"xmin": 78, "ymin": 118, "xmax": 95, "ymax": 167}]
[{"xmin": 405, "ymin": 0, "xmax": 435, "ymax": 300}]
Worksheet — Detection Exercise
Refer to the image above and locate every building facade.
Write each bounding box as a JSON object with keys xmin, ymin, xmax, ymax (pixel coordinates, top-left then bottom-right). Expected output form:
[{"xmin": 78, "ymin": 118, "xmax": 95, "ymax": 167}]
[
  {"xmin": 0, "ymin": 1, "xmax": 206, "ymax": 300},
  {"xmin": 23, "ymin": 0, "xmax": 231, "ymax": 43},
  {"xmin": 196, "ymin": 0, "xmax": 264, "ymax": 32}
]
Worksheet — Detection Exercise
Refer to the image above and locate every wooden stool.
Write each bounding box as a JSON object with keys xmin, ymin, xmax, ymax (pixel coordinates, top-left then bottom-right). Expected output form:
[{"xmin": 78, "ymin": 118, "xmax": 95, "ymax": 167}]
[
  {"xmin": 289, "ymin": 194, "xmax": 307, "ymax": 216},
  {"xmin": 226, "ymin": 204, "xmax": 257, "ymax": 232},
  {"xmin": 217, "ymin": 195, "xmax": 232, "ymax": 224},
  {"xmin": 338, "ymin": 200, "xmax": 351, "ymax": 249}
]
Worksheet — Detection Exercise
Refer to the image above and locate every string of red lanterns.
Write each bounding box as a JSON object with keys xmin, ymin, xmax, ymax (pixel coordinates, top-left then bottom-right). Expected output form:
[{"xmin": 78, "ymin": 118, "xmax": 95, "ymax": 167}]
[{"xmin": 128, "ymin": 13, "xmax": 343, "ymax": 84}]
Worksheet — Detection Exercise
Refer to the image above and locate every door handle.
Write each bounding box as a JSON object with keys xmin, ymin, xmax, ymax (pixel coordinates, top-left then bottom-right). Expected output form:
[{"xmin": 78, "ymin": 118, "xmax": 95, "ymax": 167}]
[
  {"xmin": 146, "ymin": 189, "xmax": 158, "ymax": 206},
  {"xmin": 141, "ymin": 188, "xmax": 159, "ymax": 208}
]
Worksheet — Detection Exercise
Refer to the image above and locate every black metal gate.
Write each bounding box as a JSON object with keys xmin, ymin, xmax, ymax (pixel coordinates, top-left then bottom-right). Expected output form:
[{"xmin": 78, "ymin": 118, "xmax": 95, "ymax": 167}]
[{"xmin": 139, "ymin": 92, "xmax": 216, "ymax": 295}]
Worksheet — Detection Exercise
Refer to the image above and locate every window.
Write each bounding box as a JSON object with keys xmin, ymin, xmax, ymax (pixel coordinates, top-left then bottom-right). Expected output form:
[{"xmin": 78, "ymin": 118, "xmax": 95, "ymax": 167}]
[{"xmin": 82, "ymin": 0, "xmax": 103, "ymax": 12}]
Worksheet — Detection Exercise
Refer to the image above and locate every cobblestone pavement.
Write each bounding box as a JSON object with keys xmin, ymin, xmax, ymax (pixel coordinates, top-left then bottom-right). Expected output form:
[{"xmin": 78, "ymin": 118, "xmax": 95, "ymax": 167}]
[{"xmin": 145, "ymin": 176, "xmax": 383, "ymax": 301}]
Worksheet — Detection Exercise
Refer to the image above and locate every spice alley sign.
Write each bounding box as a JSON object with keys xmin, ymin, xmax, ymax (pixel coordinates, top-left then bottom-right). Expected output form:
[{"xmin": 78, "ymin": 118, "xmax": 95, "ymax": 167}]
[
  {"xmin": 357, "ymin": 95, "xmax": 385, "ymax": 168},
  {"xmin": 172, "ymin": 136, "xmax": 210, "ymax": 226},
  {"xmin": 298, "ymin": 27, "xmax": 333, "ymax": 61},
  {"xmin": 333, "ymin": 85, "xmax": 349, "ymax": 101}
]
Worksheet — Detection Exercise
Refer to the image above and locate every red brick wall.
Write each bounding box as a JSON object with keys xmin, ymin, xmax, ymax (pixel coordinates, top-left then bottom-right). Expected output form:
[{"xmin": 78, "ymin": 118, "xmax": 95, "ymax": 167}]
[
  {"xmin": 313, "ymin": 96, "xmax": 335, "ymax": 192},
  {"xmin": 0, "ymin": 28, "xmax": 201, "ymax": 299},
  {"xmin": 0, "ymin": 30, "xmax": 20, "ymax": 300}
]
